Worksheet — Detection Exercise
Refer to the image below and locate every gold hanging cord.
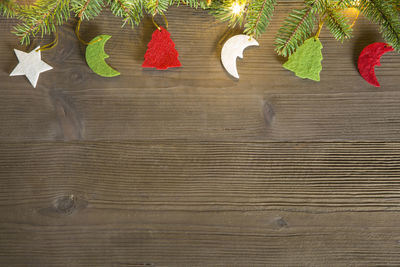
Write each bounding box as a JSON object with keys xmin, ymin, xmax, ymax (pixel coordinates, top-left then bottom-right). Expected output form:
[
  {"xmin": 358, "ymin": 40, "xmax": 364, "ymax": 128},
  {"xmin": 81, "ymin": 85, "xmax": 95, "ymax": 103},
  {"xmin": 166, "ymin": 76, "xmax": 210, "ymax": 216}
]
[
  {"xmin": 152, "ymin": 13, "xmax": 168, "ymax": 31},
  {"xmin": 75, "ymin": 17, "xmax": 102, "ymax": 45},
  {"xmin": 349, "ymin": 9, "xmax": 360, "ymax": 29},
  {"xmin": 315, "ymin": 2, "xmax": 361, "ymax": 40},
  {"xmin": 315, "ymin": 20, "xmax": 324, "ymax": 39},
  {"xmin": 36, "ymin": 30, "xmax": 58, "ymax": 51}
]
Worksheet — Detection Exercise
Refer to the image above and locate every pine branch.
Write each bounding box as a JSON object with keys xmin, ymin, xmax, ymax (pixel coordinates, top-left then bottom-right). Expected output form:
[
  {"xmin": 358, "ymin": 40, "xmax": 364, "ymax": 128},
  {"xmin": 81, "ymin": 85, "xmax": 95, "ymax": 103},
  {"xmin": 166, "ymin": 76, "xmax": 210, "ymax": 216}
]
[
  {"xmin": 358, "ymin": 0, "xmax": 400, "ymax": 51},
  {"xmin": 275, "ymin": 0, "xmax": 355, "ymax": 56},
  {"xmin": 0, "ymin": 0, "xmax": 19, "ymax": 17},
  {"xmin": 14, "ymin": 0, "xmax": 70, "ymax": 45},
  {"xmin": 331, "ymin": 0, "xmax": 353, "ymax": 9},
  {"xmin": 210, "ymin": 0, "xmax": 247, "ymax": 27},
  {"xmin": 323, "ymin": 5, "xmax": 352, "ymax": 41},
  {"xmin": 244, "ymin": 0, "xmax": 276, "ymax": 38},
  {"xmin": 3, "ymin": 0, "xmax": 399, "ymax": 53},
  {"xmin": 71, "ymin": 0, "xmax": 104, "ymax": 20},
  {"xmin": 108, "ymin": 0, "xmax": 143, "ymax": 26},
  {"xmin": 304, "ymin": 0, "xmax": 327, "ymax": 13},
  {"xmin": 145, "ymin": 0, "xmax": 170, "ymax": 15},
  {"xmin": 275, "ymin": 6, "xmax": 316, "ymax": 57},
  {"xmin": 173, "ymin": 0, "xmax": 209, "ymax": 9}
]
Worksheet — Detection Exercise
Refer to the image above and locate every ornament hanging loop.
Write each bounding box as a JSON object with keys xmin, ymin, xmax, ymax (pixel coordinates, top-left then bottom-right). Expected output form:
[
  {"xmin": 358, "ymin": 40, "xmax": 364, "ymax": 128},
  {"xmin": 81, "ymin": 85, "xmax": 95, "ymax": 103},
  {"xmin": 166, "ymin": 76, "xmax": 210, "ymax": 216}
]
[
  {"xmin": 349, "ymin": 9, "xmax": 360, "ymax": 29},
  {"xmin": 36, "ymin": 30, "xmax": 58, "ymax": 52},
  {"xmin": 315, "ymin": 20, "xmax": 324, "ymax": 39},
  {"xmin": 75, "ymin": 17, "xmax": 102, "ymax": 45},
  {"xmin": 152, "ymin": 13, "xmax": 168, "ymax": 31}
]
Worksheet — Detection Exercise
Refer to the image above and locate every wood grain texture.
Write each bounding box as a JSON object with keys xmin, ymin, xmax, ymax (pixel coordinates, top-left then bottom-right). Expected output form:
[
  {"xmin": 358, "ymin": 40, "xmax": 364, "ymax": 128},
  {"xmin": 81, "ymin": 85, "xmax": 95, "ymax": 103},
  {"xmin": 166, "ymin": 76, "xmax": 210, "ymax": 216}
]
[
  {"xmin": 0, "ymin": 3, "xmax": 399, "ymax": 141},
  {"xmin": 0, "ymin": 141, "xmax": 400, "ymax": 266},
  {"xmin": 1, "ymin": 1, "xmax": 400, "ymax": 266}
]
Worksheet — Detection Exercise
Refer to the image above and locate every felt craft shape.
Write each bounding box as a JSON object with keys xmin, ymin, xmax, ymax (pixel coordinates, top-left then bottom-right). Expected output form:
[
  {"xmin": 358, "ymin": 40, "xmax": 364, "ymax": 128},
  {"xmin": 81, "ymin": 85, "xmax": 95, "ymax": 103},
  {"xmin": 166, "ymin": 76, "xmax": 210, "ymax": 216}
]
[
  {"xmin": 142, "ymin": 27, "xmax": 181, "ymax": 70},
  {"xmin": 358, "ymin": 42, "xmax": 394, "ymax": 87},
  {"xmin": 86, "ymin": 35, "xmax": 120, "ymax": 77},
  {"xmin": 283, "ymin": 38, "xmax": 323, "ymax": 82},
  {"xmin": 221, "ymin": 34, "xmax": 259, "ymax": 79},
  {"xmin": 10, "ymin": 46, "xmax": 53, "ymax": 88}
]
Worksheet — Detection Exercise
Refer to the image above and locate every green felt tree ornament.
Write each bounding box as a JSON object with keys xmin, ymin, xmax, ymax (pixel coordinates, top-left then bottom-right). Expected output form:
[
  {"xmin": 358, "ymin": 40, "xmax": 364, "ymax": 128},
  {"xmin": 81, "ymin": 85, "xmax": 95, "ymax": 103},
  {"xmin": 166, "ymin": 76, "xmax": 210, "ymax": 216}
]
[{"xmin": 283, "ymin": 37, "xmax": 323, "ymax": 82}]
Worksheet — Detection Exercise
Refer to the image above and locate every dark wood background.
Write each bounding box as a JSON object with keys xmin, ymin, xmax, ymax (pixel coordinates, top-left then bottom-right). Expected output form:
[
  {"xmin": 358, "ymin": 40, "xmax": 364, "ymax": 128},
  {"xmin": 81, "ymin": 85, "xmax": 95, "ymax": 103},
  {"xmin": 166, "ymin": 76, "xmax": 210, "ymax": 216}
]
[{"xmin": 1, "ymin": 1, "xmax": 400, "ymax": 266}]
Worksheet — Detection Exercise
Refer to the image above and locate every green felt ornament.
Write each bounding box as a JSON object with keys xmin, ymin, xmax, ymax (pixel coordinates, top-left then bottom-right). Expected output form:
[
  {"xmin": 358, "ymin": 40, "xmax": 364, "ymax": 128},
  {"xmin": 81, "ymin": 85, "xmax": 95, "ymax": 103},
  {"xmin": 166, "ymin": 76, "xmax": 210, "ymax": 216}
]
[
  {"xmin": 283, "ymin": 37, "xmax": 323, "ymax": 82},
  {"xmin": 85, "ymin": 35, "xmax": 120, "ymax": 77}
]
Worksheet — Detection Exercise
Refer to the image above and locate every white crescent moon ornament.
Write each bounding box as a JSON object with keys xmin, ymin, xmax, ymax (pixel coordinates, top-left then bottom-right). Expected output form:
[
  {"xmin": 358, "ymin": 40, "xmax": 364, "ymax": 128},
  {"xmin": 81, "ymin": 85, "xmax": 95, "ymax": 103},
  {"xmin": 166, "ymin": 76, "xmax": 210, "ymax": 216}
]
[{"xmin": 221, "ymin": 34, "xmax": 259, "ymax": 79}]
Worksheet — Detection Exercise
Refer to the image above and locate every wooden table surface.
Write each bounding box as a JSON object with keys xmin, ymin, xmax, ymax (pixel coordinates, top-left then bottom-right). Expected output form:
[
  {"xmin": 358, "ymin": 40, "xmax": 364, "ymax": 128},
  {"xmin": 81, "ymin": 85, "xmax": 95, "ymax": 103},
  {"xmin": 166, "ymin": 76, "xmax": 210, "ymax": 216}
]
[{"xmin": 1, "ymin": 2, "xmax": 400, "ymax": 266}]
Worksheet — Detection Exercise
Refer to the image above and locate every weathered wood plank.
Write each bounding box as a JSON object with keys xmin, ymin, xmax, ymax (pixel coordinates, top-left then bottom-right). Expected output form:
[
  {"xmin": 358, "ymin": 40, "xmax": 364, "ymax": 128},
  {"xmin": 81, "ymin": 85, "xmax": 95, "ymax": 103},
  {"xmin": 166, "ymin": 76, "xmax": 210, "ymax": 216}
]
[
  {"xmin": 0, "ymin": 5, "xmax": 399, "ymax": 141},
  {"xmin": 2, "ymin": 141, "xmax": 400, "ymax": 212},
  {"xmin": 0, "ymin": 141, "xmax": 400, "ymax": 266},
  {"xmin": 1, "ymin": 210, "xmax": 400, "ymax": 266},
  {"xmin": 1, "ymin": 2, "xmax": 400, "ymax": 266}
]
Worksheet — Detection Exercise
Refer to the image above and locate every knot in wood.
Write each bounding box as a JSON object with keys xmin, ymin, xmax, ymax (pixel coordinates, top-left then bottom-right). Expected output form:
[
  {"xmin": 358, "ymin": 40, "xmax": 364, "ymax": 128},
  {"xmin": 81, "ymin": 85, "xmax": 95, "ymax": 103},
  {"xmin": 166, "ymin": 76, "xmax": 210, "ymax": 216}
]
[{"xmin": 54, "ymin": 195, "xmax": 76, "ymax": 215}]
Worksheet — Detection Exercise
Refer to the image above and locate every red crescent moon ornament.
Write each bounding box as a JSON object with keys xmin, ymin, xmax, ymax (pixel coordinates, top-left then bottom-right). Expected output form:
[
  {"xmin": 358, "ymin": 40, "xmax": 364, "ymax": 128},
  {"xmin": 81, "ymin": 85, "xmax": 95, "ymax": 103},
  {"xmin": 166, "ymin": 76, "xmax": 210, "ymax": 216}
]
[
  {"xmin": 358, "ymin": 42, "xmax": 394, "ymax": 87},
  {"xmin": 142, "ymin": 27, "xmax": 181, "ymax": 70}
]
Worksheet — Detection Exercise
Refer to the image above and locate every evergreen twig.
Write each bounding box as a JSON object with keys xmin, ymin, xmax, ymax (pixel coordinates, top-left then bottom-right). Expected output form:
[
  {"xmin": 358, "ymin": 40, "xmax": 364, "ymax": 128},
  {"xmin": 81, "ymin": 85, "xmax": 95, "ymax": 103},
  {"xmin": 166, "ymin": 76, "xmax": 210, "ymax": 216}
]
[
  {"xmin": 173, "ymin": 0, "xmax": 209, "ymax": 9},
  {"xmin": 323, "ymin": 5, "xmax": 352, "ymax": 41},
  {"xmin": 145, "ymin": 0, "xmax": 170, "ymax": 15},
  {"xmin": 275, "ymin": 6, "xmax": 316, "ymax": 57},
  {"xmin": 14, "ymin": 0, "xmax": 70, "ymax": 45},
  {"xmin": 71, "ymin": 0, "xmax": 104, "ymax": 20},
  {"xmin": 0, "ymin": 0, "xmax": 19, "ymax": 17},
  {"xmin": 109, "ymin": 0, "xmax": 143, "ymax": 26},
  {"xmin": 244, "ymin": 0, "xmax": 276, "ymax": 38},
  {"xmin": 358, "ymin": 0, "xmax": 400, "ymax": 51},
  {"xmin": 2, "ymin": 0, "xmax": 400, "ymax": 53},
  {"xmin": 210, "ymin": 0, "xmax": 247, "ymax": 27}
]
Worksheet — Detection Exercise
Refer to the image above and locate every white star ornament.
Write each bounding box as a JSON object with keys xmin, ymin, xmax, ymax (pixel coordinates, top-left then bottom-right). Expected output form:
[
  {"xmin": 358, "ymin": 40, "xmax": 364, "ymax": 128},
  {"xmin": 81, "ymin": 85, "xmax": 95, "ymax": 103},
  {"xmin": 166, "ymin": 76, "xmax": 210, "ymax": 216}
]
[{"xmin": 10, "ymin": 46, "xmax": 53, "ymax": 88}]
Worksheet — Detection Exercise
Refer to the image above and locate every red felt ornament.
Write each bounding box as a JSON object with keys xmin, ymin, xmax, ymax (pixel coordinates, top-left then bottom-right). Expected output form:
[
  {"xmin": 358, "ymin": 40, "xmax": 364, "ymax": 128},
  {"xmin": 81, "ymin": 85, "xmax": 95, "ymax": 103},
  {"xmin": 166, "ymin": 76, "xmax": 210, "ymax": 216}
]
[
  {"xmin": 358, "ymin": 42, "xmax": 393, "ymax": 87},
  {"xmin": 142, "ymin": 27, "xmax": 181, "ymax": 70}
]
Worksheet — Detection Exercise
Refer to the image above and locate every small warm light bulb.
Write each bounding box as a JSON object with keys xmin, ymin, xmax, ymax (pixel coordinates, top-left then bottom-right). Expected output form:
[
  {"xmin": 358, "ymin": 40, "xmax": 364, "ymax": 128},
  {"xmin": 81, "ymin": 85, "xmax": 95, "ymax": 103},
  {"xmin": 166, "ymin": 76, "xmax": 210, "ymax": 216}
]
[
  {"xmin": 345, "ymin": 0, "xmax": 361, "ymax": 17},
  {"xmin": 231, "ymin": 2, "xmax": 243, "ymax": 15}
]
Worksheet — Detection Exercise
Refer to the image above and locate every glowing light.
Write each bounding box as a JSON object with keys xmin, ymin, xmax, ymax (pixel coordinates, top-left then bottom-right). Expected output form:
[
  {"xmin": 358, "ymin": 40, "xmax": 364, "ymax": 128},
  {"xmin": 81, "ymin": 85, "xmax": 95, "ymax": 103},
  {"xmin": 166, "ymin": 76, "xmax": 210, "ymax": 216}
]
[
  {"xmin": 230, "ymin": 2, "xmax": 244, "ymax": 15},
  {"xmin": 345, "ymin": 7, "xmax": 359, "ymax": 16},
  {"xmin": 344, "ymin": 0, "xmax": 361, "ymax": 18}
]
